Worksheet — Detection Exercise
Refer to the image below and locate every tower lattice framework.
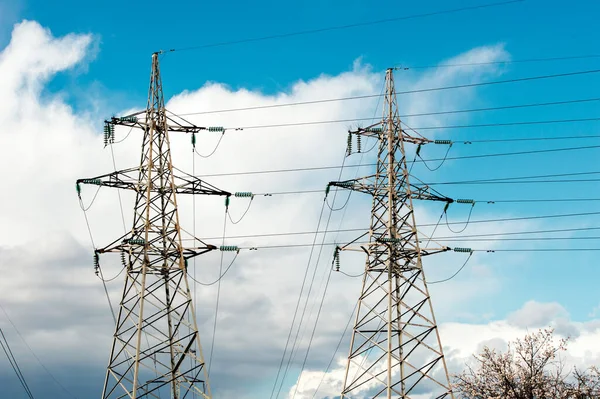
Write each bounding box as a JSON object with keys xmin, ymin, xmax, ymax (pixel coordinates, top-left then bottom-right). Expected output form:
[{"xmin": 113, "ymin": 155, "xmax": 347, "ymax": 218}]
[
  {"xmin": 78, "ymin": 53, "xmax": 229, "ymax": 399},
  {"xmin": 330, "ymin": 68, "xmax": 455, "ymax": 399}
]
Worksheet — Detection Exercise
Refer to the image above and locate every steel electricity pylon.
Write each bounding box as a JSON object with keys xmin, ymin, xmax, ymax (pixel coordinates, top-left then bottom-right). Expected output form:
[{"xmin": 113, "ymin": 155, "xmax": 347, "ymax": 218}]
[
  {"xmin": 77, "ymin": 53, "xmax": 230, "ymax": 399},
  {"xmin": 329, "ymin": 68, "xmax": 456, "ymax": 399}
]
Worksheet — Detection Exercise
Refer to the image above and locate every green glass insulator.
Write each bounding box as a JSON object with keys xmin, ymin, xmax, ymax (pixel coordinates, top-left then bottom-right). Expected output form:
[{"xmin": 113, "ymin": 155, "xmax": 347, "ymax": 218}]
[
  {"xmin": 219, "ymin": 245, "xmax": 239, "ymax": 252},
  {"xmin": 454, "ymin": 247, "xmax": 472, "ymax": 253},
  {"xmin": 347, "ymin": 133, "xmax": 352, "ymax": 154},
  {"xmin": 119, "ymin": 116, "xmax": 137, "ymax": 123}
]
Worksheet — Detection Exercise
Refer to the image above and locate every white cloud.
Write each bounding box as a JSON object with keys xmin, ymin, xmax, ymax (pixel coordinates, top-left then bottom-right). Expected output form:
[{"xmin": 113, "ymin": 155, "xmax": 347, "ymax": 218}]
[
  {"xmin": 400, "ymin": 43, "xmax": 509, "ymax": 133},
  {"xmin": 0, "ymin": 20, "xmax": 92, "ymax": 98},
  {"xmin": 292, "ymin": 301, "xmax": 600, "ymax": 399},
  {"xmin": 0, "ymin": 19, "xmax": 578, "ymax": 399},
  {"xmin": 507, "ymin": 300, "xmax": 570, "ymax": 328}
]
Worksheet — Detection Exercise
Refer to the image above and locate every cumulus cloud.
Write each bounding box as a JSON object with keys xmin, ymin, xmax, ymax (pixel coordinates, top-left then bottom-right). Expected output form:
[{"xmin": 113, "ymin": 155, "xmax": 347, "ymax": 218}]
[
  {"xmin": 507, "ymin": 300, "xmax": 570, "ymax": 328},
  {"xmin": 399, "ymin": 43, "xmax": 509, "ymax": 132},
  {"xmin": 292, "ymin": 301, "xmax": 600, "ymax": 399},
  {"xmin": 1, "ymin": 18, "xmax": 589, "ymax": 399},
  {"xmin": 506, "ymin": 300, "xmax": 583, "ymax": 339}
]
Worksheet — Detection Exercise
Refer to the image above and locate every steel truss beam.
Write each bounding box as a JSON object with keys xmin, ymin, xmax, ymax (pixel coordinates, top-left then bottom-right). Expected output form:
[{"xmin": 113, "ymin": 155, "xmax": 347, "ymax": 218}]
[
  {"xmin": 79, "ymin": 53, "xmax": 228, "ymax": 399},
  {"xmin": 333, "ymin": 69, "xmax": 455, "ymax": 399}
]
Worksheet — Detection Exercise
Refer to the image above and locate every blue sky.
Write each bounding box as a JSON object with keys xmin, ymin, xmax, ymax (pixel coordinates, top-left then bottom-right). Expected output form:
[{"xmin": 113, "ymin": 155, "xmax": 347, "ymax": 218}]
[
  {"xmin": 3, "ymin": 0, "xmax": 599, "ymax": 108},
  {"xmin": 1, "ymin": 0, "xmax": 600, "ymax": 398}
]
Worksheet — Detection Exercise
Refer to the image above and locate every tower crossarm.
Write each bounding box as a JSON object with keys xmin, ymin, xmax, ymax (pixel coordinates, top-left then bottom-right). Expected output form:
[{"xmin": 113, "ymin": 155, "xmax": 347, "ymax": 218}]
[
  {"xmin": 95, "ymin": 51, "xmax": 216, "ymax": 399},
  {"xmin": 340, "ymin": 68, "xmax": 455, "ymax": 399},
  {"xmin": 335, "ymin": 236, "xmax": 450, "ymax": 259},
  {"xmin": 107, "ymin": 113, "xmax": 221, "ymax": 134},
  {"xmin": 93, "ymin": 227, "xmax": 219, "ymax": 265},
  {"xmin": 370, "ymin": 239, "xmax": 450, "ymax": 257},
  {"xmin": 95, "ymin": 235, "xmax": 218, "ymax": 260},
  {"xmin": 328, "ymin": 177, "xmax": 454, "ymax": 204},
  {"xmin": 409, "ymin": 184, "xmax": 454, "ymax": 203},
  {"xmin": 350, "ymin": 122, "xmax": 432, "ymax": 145},
  {"xmin": 106, "ymin": 112, "xmax": 145, "ymax": 129},
  {"xmin": 76, "ymin": 168, "xmax": 231, "ymax": 197}
]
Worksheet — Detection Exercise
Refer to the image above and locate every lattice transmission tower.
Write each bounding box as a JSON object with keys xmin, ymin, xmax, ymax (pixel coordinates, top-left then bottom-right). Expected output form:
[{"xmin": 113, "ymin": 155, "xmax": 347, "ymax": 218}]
[
  {"xmin": 77, "ymin": 53, "xmax": 230, "ymax": 399},
  {"xmin": 330, "ymin": 68, "xmax": 456, "ymax": 399}
]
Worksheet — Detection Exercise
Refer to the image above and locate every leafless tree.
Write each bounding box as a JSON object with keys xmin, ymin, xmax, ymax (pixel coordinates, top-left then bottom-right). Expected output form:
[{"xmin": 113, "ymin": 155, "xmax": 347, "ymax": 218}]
[
  {"xmin": 453, "ymin": 328, "xmax": 600, "ymax": 398},
  {"xmin": 571, "ymin": 366, "xmax": 600, "ymax": 398}
]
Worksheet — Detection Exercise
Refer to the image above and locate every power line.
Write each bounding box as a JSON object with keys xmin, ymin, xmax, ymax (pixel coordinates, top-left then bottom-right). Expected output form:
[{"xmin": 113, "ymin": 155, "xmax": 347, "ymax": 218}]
[
  {"xmin": 285, "ymin": 180, "xmax": 354, "ymax": 398},
  {"xmin": 429, "ymin": 236, "xmax": 600, "ymax": 242},
  {"xmin": 434, "ymin": 226, "xmax": 600, "ymax": 239},
  {"xmin": 406, "ymin": 96, "xmax": 600, "ymax": 118},
  {"xmin": 78, "ymin": 193, "xmax": 139, "ymax": 388},
  {"xmin": 209, "ymin": 115, "xmax": 600, "ymax": 132},
  {"xmin": 401, "ymin": 143, "xmax": 600, "ymax": 164},
  {"xmin": 410, "ymin": 117, "xmax": 600, "ymax": 130},
  {"xmin": 78, "ymin": 186, "xmax": 102, "ymax": 212},
  {"xmin": 311, "ymin": 304, "xmax": 357, "ymax": 399},
  {"xmin": 193, "ymin": 95, "xmax": 600, "ymax": 131},
  {"xmin": 0, "ymin": 328, "xmax": 34, "ymax": 399},
  {"xmin": 252, "ymin": 229, "xmax": 595, "ymax": 282},
  {"xmin": 273, "ymin": 87, "xmax": 374, "ymax": 392},
  {"xmin": 471, "ymin": 198, "xmax": 600, "ymax": 203},
  {"xmin": 0, "ymin": 302, "xmax": 77, "ymax": 398},
  {"xmin": 250, "ymin": 172, "xmax": 600, "ymax": 197},
  {"xmin": 221, "ymin": 211, "xmax": 600, "ymax": 249},
  {"xmin": 291, "ymin": 253, "xmax": 335, "ymax": 399},
  {"xmin": 177, "ymin": 68, "xmax": 600, "ymax": 116},
  {"xmin": 464, "ymin": 134, "xmax": 600, "ymax": 143},
  {"xmin": 269, "ymin": 190, "xmax": 330, "ymax": 399},
  {"xmin": 207, "ymin": 208, "xmax": 229, "ymax": 378},
  {"xmin": 165, "ymin": 96, "xmax": 600, "ymax": 133},
  {"xmin": 325, "ymin": 235, "xmax": 600, "ymax": 283},
  {"xmin": 92, "ymin": 53, "xmax": 217, "ymax": 398},
  {"xmin": 254, "ymin": 170, "xmax": 600, "ymax": 195},
  {"xmin": 109, "ymin": 138, "xmax": 157, "ymax": 391},
  {"xmin": 256, "ymin": 180, "xmax": 600, "ymax": 198},
  {"xmin": 237, "ymin": 242, "xmax": 600, "ymax": 252},
  {"xmin": 187, "ymin": 253, "xmax": 240, "ymax": 286},
  {"xmin": 168, "ymin": 0, "xmax": 523, "ymax": 53},
  {"xmin": 428, "ymin": 253, "xmax": 474, "ymax": 284},
  {"xmin": 195, "ymin": 145, "xmax": 600, "ymax": 178},
  {"xmin": 194, "ymin": 135, "xmax": 225, "ymax": 158},
  {"xmin": 273, "ymin": 156, "xmax": 349, "ymax": 399},
  {"xmin": 400, "ymin": 54, "xmax": 600, "ymax": 70},
  {"xmin": 426, "ymin": 170, "xmax": 600, "ymax": 185},
  {"xmin": 415, "ymin": 210, "xmax": 600, "ymax": 228},
  {"xmin": 192, "ymin": 224, "xmax": 600, "ymax": 242},
  {"xmin": 441, "ymin": 179, "xmax": 600, "ymax": 185},
  {"xmin": 477, "ymin": 248, "xmax": 600, "ymax": 252},
  {"xmin": 78, "ymin": 200, "xmax": 118, "ymax": 323},
  {"xmin": 296, "ymin": 93, "xmax": 385, "ymax": 398}
]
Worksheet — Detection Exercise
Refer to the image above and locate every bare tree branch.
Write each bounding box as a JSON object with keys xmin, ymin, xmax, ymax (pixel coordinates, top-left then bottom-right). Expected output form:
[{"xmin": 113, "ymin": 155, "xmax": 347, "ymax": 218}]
[{"xmin": 452, "ymin": 328, "xmax": 600, "ymax": 399}]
